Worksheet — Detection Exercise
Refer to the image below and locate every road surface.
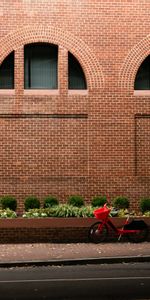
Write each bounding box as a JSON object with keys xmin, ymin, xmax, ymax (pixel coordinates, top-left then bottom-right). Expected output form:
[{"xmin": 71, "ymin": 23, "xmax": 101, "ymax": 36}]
[{"xmin": 0, "ymin": 262, "xmax": 149, "ymax": 299}]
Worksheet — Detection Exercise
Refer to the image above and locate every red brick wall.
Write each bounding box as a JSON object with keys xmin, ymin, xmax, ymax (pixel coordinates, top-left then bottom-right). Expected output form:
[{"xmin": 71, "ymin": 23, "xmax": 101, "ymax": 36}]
[
  {"xmin": 0, "ymin": 217, "xmax": 149, "ymax": 243},
  {"xmin": 0, "ymin": 0, "xmax": 150, "ymax": 211}
]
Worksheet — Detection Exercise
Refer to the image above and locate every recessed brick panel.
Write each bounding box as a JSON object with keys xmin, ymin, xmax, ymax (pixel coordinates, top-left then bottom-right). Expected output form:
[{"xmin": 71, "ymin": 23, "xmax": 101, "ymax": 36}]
[
  {"xmin": 136, "ymin": 117, "xmax": 150, "ymax": 176},
  {"xmin": 0, "ymin": 116, "xmax": 88, "ymax": 178}
]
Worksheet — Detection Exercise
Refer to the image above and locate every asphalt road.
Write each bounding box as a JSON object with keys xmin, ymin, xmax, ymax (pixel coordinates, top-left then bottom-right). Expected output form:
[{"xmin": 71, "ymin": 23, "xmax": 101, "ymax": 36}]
[{"xmin": 0, "ymin": 262, "xmax": 149, "ymax": 299}]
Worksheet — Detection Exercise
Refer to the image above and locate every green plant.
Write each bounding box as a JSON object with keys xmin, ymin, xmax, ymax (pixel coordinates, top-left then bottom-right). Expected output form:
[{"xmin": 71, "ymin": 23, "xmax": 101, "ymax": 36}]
[
  {"xmin": 76, "ymin": 206, "xmax": 94, "ymax": 217},
  {"xmin": 117, "ymin": 209, "xmax": 130, "ymax": 217},
  {"xmin": 24, "ymin": 196, "xmax": 40, "ymax": 211},
  {"xmin": 143, "ymin": 211, "xmax": 150, "ymax": 217},
  {"xmin": 53, "ymin": 204, "xmax": 79, "ymax": 217},
  {"xmin": 1, "ymin": 195, "xmax": 17, "ymax": 211},
  {"xmin": 0, "ymin": 208, "xmax": 17, "ymax": 218},
  {"xmin": 140, "ymin": 198, "xmax": 150, "ymax": 213},
  {"xmin": 22, "ymin": 205, "xmax": 94, "ymax": 218},
  {"xmin": 113, "ymin": 196, "xmax": 129, "ymax": 209},
  {"xmin": 22, "ymin": 208, "xmax": 49, "ymax": 218},
  {"xmin": 43, "ymin": 195, "xmax": 59, "ymax": 208},
  {"xmin": 68, "ymin": 195, "xmax": 84, "ymax": 207},
  {"xmin": 91, "ymin": 195, "xmax": 107, "ymax": 207}
]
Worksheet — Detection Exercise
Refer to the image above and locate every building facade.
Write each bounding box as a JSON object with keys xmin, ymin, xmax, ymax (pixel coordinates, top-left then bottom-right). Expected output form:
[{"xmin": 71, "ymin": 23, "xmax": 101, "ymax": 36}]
[{"xmin": 0, "ymin": 0, "xmax": 150, "ymax": 211}]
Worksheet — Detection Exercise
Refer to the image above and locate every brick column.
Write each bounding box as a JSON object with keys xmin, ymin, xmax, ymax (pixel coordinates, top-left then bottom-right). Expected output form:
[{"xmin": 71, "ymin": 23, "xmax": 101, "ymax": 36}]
[
  {"xmin": 58, "ymin": 46, "xmax": 68, "ymax": 97},
  {"xmin": 14, "ymin": 47, "xmax": 24, "ymax": 113}
]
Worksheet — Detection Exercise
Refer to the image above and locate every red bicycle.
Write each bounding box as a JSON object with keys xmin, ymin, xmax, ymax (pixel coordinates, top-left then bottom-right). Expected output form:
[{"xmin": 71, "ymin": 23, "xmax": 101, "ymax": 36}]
[{"xmin": 88, "ymin": 204, "xmax": 149, "ymax": 243}]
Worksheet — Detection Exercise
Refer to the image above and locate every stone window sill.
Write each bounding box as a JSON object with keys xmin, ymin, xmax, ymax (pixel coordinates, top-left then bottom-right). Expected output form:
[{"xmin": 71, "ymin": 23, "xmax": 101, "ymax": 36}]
[
  {"xmin": 0, "ymin": 89, "xmax": 15, "ymax": 95},
  {"xmin": 134, "ymin": 90, "xmax": 150, "ymax": 97},
  {"xmin": 24, "ymin": 89, "xmax": 59, "ymax": 96},
  {"xmin": 68, "ymin": 90, "xmax": 88, "ymax": 96}
]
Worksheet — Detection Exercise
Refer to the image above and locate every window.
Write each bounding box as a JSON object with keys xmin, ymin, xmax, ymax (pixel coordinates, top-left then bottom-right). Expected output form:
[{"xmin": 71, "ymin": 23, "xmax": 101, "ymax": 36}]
[
  {"xmin": 68, "ymin": 52, "xmax": 87, "ymax": 90},
  {"xmin": 134, "ymin": 56, "xmax": 150, "ymax": 90},
  {"xmin": 0, "ymin": 52, "xmax": 14, "ymax": 89},
  {"xmin": 24, "ymin": 43, "xmax": 58, "ymax": 89}
]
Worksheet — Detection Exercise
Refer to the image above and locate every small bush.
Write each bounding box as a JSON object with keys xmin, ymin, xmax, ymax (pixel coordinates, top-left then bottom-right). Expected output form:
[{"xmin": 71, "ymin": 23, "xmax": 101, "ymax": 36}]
[
  {"xmin": 24, "ymin": 196, "xmax": 40, "ymax": 211},
  {"xmin": 113, "ymin": 196, "xmax": 129, "ymax": 209},
  {"xmin": 68, "ymin": 195, "xmax": 84, "ymax": 207},
  {"xmin": 91, "ymin": 195, "xmax": 107, "ymax": 207},
  {"xmin": 140, "ymin": 198, "xmax": 150, "ymax": 213},
  {"xmin": 43, "ymin": 195, "xmax": 59, "ymax": 208},
  {"xmin": 1, "ymin": 195, "xmax": 17, "ymax": 211}
]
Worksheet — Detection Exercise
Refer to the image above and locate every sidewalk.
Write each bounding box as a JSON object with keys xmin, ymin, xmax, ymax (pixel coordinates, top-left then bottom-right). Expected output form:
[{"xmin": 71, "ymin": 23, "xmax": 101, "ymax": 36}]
[{"xmin": 0, "ymin": 242, "xmax": 149, "ymax": 267}]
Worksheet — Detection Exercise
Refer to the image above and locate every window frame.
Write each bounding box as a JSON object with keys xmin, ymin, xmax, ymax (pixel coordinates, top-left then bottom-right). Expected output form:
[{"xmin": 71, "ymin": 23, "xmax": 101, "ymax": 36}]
[
  {"xmin": 24, "ymin": 43, "xmax": 58, "ymax": 90},
  {"xmin": 0, "ymin": 51, "xmax": 14, "ymax": 90},
  {"xmin": 68, "ymin": 52, "xmax": 87, "ymax": 90},
  {"xmin": 134, "ymin": 55, "xmax": 150, "ymax": 93}
]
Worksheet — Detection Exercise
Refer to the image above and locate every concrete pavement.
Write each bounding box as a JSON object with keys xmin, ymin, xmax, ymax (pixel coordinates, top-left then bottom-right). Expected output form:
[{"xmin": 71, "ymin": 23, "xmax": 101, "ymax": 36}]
[{"xmin": 0, "ymin": 242, "xmax": 149, "ymax": 267}]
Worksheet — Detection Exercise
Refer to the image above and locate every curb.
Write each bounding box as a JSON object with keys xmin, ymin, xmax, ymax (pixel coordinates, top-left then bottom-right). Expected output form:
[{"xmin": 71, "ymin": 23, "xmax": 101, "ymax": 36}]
[{"xmin": 0, "ymin": 255, "xmax": 150, "ymax": 268}]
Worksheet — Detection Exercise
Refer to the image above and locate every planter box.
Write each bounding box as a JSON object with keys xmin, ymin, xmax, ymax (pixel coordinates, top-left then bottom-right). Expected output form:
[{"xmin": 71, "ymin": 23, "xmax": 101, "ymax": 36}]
[
  {"xmin": 0, "ymin": 217, "xmax": 149, "ymax": 243},
  {"xmin": 0, "ymin": 217, "xmax": 96, "ymax": 228}
]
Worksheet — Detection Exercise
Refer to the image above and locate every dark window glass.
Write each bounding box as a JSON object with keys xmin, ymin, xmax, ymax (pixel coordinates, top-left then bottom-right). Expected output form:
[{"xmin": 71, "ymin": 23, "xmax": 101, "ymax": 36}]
[
  {"xmin": 0, "ymin": 52, "xmax": 14, "ymax": 89},
  {"xmin": 24, "ymin": 43, "xmax": 58, "ymax": 89},
  {"xmin": 68, "ymin": 52, "xmax": 87, "ymax": 89},
  {"xmin": 134, "ymin": 56, "xmax": 150, "ymax": 90}
]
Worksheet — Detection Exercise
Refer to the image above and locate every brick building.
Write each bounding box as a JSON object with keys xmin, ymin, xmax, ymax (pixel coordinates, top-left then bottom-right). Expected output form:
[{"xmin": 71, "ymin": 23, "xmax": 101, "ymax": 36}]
[{"xmin": 0, "ymin": 0, "xmax": 150, "ymax": 211}]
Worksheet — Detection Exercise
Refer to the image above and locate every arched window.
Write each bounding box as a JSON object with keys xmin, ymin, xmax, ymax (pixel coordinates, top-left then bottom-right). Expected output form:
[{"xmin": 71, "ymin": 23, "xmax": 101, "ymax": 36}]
[
  {"xmin": 24, "ymin": 43, "xmax": 58, "ymax": 89},
  {"xmin": 68, "ymin": 52, "xmax": 87, "ymax": 90},
  {"xmin": 134, "ymin": 56, "xmax": 150, "ymax": 90},
  {"xmin": 0, "ymin": 52, "xmax": 14, "ymax": 89}
]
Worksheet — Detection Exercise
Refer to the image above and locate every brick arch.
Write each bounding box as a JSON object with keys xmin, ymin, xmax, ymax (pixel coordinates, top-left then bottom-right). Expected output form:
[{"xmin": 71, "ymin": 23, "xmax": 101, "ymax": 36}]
[
  {"xmin": 119, "ymin": 35, "xmax": 150, "ymax": 91},
  {"xmin": 0, "ymin": 25, "xmax": 104, "ymax": 90}
]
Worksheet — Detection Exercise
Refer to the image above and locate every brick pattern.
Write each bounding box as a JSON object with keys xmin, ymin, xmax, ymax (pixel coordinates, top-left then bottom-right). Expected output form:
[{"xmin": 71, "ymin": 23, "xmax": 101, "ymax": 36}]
[{"xmin": 0, "ymin": 1, "xmax": 150, "ymax": 211}]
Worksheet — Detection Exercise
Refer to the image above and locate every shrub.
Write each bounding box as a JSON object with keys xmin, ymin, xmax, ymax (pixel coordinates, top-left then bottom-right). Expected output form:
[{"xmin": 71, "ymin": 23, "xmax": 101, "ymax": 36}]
[
  {"xmin": 24, "ymin": 196, "xmax": 40, "ymax": 211},
  {"xmin": 1, "ymin": 195, "xmax": 17, "ymax": 211},
  {"xmin": 140, "ymin": 198, "xmax": 150, "ymax": 213},
  {"xmin": 43, "ymin": 195, "xmax": 59, "ymax": 208},
  {"xmin": 68, "ymin": 195, "xmax": 84, "ymax": 207},
  {"xmin": 91, "ymin": 195, "xmax": 107, "ymax": 207},
  {"xmin": 113, "ymin": 196, "xmax": 129, "ymax": 209}
]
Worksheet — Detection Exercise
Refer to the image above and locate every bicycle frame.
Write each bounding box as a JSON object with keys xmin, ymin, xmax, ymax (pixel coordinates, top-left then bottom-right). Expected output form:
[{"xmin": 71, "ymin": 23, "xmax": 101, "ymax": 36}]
[{"xmin": 97, "ymin": 214, "xmax": 142, "ymax": 238}]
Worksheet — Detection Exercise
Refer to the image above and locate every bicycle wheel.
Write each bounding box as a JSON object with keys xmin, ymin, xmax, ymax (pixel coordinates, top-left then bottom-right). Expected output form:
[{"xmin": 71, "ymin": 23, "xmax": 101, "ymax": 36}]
[
  {"xmin": 88, "ymin": 221, "xmax": 108, "ymax": 243},
  {"xmin": 127, "ymin": 225, "xmax": 149, "ymax": 243}
]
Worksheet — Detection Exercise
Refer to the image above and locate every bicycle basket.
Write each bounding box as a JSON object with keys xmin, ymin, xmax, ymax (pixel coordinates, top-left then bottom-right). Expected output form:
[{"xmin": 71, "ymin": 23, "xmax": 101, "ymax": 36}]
[{"xmin": 94, "ymin": 206, "xmax": 111, "ymax": 220}]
